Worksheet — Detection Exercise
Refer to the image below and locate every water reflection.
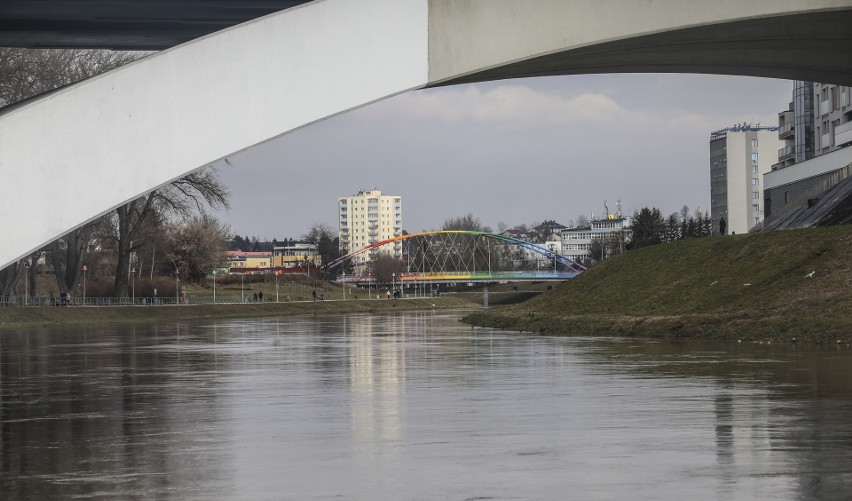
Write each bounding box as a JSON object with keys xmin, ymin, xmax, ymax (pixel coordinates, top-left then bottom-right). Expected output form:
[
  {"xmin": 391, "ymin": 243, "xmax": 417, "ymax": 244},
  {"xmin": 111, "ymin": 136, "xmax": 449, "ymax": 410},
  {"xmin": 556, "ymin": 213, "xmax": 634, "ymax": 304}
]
[{"xmin": 2, "ymin": 313, "xmax": 852, "ymax": 499}]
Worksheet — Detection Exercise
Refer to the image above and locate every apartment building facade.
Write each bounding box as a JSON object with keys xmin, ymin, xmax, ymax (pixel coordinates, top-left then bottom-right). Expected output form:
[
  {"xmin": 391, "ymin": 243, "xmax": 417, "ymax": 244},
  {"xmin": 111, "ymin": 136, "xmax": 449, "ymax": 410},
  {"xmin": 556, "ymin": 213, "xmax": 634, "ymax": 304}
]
[
  {"xmin": 709, "ymin": 125, "xmax": 781, "ymax": 235},
  {"xmin": 764, "ymin": 83, "xmax": 852, "ymax": 223},
  {"xmin": 338, "ymin": 189, "xmax": 402, "ymax": 268}
]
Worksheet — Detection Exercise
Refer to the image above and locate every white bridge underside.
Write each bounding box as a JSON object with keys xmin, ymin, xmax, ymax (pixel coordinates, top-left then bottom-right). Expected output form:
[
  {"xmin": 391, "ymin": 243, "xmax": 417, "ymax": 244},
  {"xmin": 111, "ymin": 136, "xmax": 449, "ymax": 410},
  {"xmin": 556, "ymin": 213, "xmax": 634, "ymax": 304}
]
[{"xmin": 2, "ymin": 0, "xmax": 852, "ymax": 269}]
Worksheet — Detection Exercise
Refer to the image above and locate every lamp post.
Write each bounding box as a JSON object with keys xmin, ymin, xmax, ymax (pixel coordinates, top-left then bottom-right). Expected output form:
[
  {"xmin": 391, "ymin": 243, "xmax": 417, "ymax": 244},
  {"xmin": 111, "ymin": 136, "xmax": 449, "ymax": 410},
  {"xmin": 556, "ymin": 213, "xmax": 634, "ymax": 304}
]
[
  {"xmin": 175, "ymin": 267, "xmax": 180, "ymax": 304},
  {"xmin": 131, "ymin": 267, "xmax": 136, "ymax": 304},
  {"xmin": 392, "ymin": 272, "xmax": 396, "ymax": 298},
  {"xmin": 24, "ymin": 261, "xmax": 30, "ymax": 306},
  {"xmin": 240, "ymin": 272, "xmax": 244, "ymax": 302},
  {"xmin": 275, "ymin": 271, "xmax": 279, "ymax": 302},
  {"xmin": 212, "ymin": 269, "xmax": 217, "ymax": 304},
  {"xmin": 82, "ymin": 264, "xmax": 87, "ymax": 305}
]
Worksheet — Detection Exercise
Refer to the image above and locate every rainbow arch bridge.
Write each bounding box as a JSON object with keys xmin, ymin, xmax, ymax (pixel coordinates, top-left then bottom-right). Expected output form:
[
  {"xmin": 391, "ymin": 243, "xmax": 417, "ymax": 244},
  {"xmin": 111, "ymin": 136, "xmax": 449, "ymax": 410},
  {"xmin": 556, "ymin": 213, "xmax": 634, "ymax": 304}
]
[{"xmin": 325, "ymin": 231, "xmax": 586, "ymax": 285}]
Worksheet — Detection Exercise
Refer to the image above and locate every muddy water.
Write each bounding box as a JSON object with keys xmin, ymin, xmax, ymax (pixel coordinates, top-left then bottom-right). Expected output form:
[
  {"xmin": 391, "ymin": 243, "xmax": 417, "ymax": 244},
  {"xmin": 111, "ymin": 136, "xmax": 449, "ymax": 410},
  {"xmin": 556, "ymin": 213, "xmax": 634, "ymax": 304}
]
[{"xmin": 1, "ymin": 311, "xmax": 851, "ymax": 499}]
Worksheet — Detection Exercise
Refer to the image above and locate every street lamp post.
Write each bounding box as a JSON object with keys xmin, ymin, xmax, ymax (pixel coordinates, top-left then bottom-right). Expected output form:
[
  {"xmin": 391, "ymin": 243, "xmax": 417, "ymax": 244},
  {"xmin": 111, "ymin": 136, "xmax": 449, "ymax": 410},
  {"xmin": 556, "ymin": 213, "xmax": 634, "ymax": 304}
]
[
  {"xmin": 82, "ymin": 264, "xmax": 87, "ymax": 305},
  {"xmin": 131, "ymin": 267, "xmax": 136, "ymax": 304},
  {"xmin": 392, "ymin": 272, "xmax": 396, "ymax": 299},
  {"xmin": 212, "ymin": 270, "xmax": 217, "ymax": 304},
  {"xmin": 24, "ymin": 261, "xmax": 30, "ymax": 306},
  {"xmin": 175, "ymin": 267, "xmax": 180, "ymax": 304},
  {"xmin": 275, "ymin": 271, "xmax": 279, "ymax": 302},
  {"xmin": 240, "ymin": 272, "xmax": 244, "ymax": 302}
]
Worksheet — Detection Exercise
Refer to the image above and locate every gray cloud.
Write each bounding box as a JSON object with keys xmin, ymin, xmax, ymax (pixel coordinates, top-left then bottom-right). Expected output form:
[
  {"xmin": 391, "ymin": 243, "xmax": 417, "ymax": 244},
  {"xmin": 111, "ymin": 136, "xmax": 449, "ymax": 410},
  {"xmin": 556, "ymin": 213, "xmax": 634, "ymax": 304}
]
[{"xmin": 215, "ymin": 73, "xmax": 791, "ymax": 240}]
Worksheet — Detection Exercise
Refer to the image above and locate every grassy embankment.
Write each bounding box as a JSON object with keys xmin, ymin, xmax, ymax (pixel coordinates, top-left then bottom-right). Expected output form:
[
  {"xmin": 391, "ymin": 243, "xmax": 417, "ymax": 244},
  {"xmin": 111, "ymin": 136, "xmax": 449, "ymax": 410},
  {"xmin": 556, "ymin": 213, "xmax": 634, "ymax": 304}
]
[
  {"xmin": 465, "ymin": 226, "xmax": 852, "ymax": 343},
  {"xmin": 0, "ymin": 296, "xmax": 479, "ymax": 330}
]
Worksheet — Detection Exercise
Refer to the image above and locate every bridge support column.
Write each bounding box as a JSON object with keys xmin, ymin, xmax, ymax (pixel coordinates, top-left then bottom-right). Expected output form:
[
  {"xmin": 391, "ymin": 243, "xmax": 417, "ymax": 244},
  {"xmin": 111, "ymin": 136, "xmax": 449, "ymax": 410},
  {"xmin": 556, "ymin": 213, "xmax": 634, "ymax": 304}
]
[{"xmin": 483, "ymin": 285, "xmax": 489, "ymax": 307}]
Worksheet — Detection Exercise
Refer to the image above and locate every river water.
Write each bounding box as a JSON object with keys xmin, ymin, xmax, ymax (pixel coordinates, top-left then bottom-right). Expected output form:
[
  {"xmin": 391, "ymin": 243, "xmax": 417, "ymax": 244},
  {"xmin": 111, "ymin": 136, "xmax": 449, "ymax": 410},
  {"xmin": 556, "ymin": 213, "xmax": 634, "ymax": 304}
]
[{"xmin": 2, "ymin": 310, "xmax": 852, "ymax": 500}]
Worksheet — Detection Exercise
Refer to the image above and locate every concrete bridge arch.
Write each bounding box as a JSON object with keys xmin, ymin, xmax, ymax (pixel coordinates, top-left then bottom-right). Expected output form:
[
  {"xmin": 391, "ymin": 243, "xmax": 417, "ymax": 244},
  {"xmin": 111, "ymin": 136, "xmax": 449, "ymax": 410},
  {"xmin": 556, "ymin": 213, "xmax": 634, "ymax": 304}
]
[{"xmin": 2, "ymin": 0, "xmax": 852, "ymax": 268}]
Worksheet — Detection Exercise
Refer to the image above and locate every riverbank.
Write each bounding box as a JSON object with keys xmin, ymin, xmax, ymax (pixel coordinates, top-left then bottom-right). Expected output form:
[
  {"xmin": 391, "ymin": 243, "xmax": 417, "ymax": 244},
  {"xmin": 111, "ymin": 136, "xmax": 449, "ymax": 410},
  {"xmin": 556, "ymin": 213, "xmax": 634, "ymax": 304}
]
[
  {"xmin": 0, "ymin": 296, "xmax": 480, "ymax": 330},
  {"xmin": 465, "ymin": 226, "xmax": 852, "ymax": 344}
]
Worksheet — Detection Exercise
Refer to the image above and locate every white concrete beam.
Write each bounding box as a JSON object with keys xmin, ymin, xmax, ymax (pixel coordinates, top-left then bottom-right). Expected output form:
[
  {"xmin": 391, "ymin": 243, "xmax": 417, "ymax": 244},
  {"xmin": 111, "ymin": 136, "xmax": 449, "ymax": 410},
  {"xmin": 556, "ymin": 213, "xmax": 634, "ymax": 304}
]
[{"xmin": 0, "ymin": 0, "xmax": 428, "ymax": 268}]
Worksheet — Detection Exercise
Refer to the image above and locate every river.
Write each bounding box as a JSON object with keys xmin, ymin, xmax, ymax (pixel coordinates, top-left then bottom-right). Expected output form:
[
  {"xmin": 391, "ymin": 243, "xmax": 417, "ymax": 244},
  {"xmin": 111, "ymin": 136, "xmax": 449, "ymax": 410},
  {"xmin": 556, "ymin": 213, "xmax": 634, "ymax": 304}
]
[{"xmin": 2, "ymin": 311, "xmax": 852, "ymax": 499}]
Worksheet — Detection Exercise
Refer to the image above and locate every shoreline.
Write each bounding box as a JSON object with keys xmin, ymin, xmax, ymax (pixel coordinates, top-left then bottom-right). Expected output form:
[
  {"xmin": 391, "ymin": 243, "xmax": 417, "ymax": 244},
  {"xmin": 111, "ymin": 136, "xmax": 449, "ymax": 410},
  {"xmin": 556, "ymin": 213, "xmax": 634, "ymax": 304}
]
[
  {"xmin": 463, "ymin": 309, "xmax": 852, "ymax": 345},
  {"xmin": 0, "ymin": 296, "xmax": 481, "ymax": 330}
]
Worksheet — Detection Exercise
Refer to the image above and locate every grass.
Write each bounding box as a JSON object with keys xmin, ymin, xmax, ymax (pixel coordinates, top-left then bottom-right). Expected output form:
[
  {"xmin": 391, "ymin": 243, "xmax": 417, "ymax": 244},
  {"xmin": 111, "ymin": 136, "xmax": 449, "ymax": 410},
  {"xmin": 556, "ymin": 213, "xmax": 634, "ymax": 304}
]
[{"xmin": 465, "ymin": 226, "xmax": 852, "ymax": 343}]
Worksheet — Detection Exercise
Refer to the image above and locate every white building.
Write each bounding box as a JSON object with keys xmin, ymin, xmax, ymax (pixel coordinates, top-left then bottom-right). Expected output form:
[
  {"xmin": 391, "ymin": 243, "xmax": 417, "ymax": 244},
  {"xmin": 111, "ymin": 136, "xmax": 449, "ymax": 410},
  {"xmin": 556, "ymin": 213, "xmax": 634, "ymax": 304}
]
[
  {"xmin": 338, "ymin": 189, "xmax": 402, "ymax": 267},
  {"xmin": 561, "ymin": 217, "xmax": 631, "ymax": 263},
  {"xmin": 709, "ymin": 125, "xmax": 781, "ymax": 235}
]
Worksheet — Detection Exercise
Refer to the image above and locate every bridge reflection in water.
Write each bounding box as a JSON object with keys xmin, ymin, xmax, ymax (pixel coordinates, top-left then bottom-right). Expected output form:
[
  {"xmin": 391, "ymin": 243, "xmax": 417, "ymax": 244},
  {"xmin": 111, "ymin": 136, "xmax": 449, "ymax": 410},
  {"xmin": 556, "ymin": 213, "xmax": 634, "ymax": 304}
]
[{"xmin": 326, "ymin": 230, "xmax": 584, "ymax": 285}]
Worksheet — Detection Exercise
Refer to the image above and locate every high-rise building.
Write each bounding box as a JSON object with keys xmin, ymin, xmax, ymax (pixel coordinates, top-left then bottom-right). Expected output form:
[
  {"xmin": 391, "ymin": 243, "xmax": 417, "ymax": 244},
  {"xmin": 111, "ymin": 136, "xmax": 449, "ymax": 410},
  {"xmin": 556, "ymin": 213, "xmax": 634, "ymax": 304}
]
[
  {"xmin": 710, "ymin": 125, "xmax": 781, "ymax": 235},
  {"xmin": 764, "ymin": 83, "xmax": 852, "ymax": 225},
  {"xmin": 338, "ymin": 189, "xmax": 402, "ymax": 267}
]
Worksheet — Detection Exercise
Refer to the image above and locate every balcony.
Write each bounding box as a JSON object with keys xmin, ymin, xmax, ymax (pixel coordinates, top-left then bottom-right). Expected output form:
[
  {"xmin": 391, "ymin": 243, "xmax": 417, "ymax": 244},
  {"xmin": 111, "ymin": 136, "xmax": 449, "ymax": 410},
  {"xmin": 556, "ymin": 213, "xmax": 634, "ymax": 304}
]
[
  {"xmin": 778, "ymin": 122, "xmax": 794, "ymax": 139},
  {"xmin": 778, "ymin": 145, "xmax": 795, "ymax": 162},
  {"xmin": 836, "ymin": 121, "xmax": 852, "ymax": 146}
]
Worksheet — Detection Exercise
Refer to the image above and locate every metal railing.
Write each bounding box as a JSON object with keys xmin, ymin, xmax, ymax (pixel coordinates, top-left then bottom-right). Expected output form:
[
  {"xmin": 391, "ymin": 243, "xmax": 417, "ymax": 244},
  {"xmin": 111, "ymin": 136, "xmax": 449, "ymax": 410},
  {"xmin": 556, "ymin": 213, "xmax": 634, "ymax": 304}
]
[
  {"xmin": 0, "ymin": 294, "xmax": 321, "ymax": 307},
  {"xmin": 778, "ymin": 145, "xmax": 795, "ymax": 160}
]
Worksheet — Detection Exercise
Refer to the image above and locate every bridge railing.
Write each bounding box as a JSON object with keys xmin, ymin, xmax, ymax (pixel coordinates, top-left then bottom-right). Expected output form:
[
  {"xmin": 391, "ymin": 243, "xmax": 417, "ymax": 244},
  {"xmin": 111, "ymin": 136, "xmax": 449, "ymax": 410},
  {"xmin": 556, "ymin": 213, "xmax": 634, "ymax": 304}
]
[{"xmin": 0, "ymin": 294, "xmax": 323, "ymax": 307}]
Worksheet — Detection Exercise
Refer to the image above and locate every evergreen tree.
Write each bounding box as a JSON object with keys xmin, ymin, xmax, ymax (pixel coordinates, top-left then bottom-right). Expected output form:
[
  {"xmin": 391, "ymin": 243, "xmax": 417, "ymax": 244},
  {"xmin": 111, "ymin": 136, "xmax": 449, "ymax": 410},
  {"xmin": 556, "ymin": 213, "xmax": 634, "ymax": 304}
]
[{"xmin": 630, "ymin": 207, "xmax": 665, "ymax": 249}]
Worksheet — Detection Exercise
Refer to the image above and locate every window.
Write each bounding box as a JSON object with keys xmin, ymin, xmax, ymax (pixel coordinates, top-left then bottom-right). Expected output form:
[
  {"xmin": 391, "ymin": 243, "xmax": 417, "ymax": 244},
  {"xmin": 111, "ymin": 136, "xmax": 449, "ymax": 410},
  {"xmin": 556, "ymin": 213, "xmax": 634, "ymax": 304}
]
[
  {"xmin": 753, "ymin": 204, "xmax": 760, "ymax": 213},
  {"xmin": 753, "ymin": 217, "xmax": 760, "ymax": 226},
  {"xmin": 752, "ymin": 165, "xmax": 758, "ymax": 174},
  {"xmin": 751, "ymin": 139, "xmax": 758, "ymax": 148},
  {"xmin": 751, "ymin": 152, "xmax": 759, "ymax": 161},
  {"xmin": 752, "ymin": 178, "xmax": 759, "ymax": 186},
  {"xmin": 753, "ymin": 191, "xmax": 760, "ymax": 199}
]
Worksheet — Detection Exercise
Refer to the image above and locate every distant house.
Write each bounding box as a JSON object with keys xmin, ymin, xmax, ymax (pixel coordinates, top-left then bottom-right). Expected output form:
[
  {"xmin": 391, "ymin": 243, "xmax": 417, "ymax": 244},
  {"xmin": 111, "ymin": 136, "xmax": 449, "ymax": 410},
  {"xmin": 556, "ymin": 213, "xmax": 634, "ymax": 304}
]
[
  {"xmin": 532, "ymin": 219, "xmax": 567, "ymax": 243},
  {"xmin": 502, "ymin": 228, "xmax": 530, "ymax": 240},
  {"xmin": 273, "ymin": 242, "xmax": 320, "ymax": 269},
  {"xmin": 225, "ymin": 251, "xmax": 273, "ymax": 272}
]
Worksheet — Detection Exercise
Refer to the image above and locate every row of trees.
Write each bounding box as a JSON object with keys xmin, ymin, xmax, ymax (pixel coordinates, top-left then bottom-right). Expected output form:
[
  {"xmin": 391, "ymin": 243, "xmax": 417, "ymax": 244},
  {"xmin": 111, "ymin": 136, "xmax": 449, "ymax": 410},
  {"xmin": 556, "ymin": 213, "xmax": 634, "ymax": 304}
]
[
  {"xmin": 0, "ymin": 168, "xmax": 231, "ymax": 299},
  {"xmin": 1, "ymin": 48, "xmax": 233, "ymax": 299},
  {"xmin": 630, "ymin": 206, "xmax": 713, "ymax": 250}
]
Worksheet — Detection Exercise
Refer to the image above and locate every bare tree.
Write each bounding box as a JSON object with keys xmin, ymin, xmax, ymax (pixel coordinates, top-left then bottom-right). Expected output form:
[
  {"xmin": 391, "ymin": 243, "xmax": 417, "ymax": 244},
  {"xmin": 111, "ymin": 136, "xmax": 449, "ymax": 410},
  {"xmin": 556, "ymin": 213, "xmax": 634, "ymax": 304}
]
[
  {"xmin": 0, "ymin": 48, "xmax": 141, "ymax": 109},
  {"xmin": 0, "ymin": 258, "xmax": 28, "ymax": 302},
  {"xmin": 302, "ymin": 223, "xmax": 339, "ymax": 268},
  {"xmin": 166, "ymin": 215, "xmax": 230, "ymax": 283},
  {"xmin": 371, "ymin": 253, "xmax": 406, "ymax": 288},
  {"xmin": 110, "ymin": 167, "xmax": 230, "ymax": 297},
  {"xmin": 48, "ymin": 220, "xmax": 104, "ymax": 297},
  {"xmin": 442, "ymin": 214, "xmax": 491, "ymax": 232}
]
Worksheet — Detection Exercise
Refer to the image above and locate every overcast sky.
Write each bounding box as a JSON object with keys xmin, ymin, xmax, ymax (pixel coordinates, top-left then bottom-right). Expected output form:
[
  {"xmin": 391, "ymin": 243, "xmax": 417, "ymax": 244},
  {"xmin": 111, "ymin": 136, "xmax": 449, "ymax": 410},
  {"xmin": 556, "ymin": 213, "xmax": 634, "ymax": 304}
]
[{"xmin": 214, "ymin": 73, "xmax": 792, "ymax": 241}]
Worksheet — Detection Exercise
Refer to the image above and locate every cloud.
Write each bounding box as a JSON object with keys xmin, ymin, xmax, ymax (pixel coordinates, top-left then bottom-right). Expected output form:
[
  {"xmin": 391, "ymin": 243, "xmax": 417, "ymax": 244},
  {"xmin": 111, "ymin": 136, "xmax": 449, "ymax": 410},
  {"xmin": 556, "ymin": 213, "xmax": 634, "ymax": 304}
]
[
  {"xmin": 362, "ymin": 84, "xmax": 629, "ymax": 127},
  {"xmin": 218, "ymin": 74, "xmax": 793, "ymax": 239}
]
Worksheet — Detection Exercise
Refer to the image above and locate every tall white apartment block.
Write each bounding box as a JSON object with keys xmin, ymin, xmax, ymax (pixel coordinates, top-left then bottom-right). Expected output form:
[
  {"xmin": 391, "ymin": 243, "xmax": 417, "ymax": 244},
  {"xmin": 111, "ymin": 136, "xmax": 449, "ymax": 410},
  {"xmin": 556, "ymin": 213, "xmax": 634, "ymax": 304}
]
[
  {"xmin": 710, "ymin": 125, "xmax": 781, "ymax": 235},
  {"xmin": 338, "ymin": 189, "xmax": 402, "ymax": 266}
]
